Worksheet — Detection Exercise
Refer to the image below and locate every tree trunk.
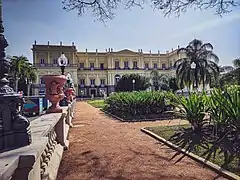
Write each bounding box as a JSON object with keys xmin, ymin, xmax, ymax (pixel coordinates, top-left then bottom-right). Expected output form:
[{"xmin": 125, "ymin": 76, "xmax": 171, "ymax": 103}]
[
  {"xmin": 15, "ymin": 79, "xmax": 19, "ymax": 92},
  {"xmin": 27, "ymin": 83, "xmax": 31, "ymax": 96}
]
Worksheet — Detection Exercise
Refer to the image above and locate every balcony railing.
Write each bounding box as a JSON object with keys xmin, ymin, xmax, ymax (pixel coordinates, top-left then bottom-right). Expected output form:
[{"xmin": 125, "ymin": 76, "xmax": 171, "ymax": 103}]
[
  {"xmin": 34, "ymin": 64, "xmax": 173, "ymax": 70},
  {"xmin": 34, "ymin": 63, "xmax": 78, "ymax": 67}
]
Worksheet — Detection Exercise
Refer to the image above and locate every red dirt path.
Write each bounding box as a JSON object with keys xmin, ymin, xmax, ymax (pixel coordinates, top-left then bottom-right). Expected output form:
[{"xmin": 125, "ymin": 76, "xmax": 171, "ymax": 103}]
[{"xmin": 57, "ymin": 101, "xmax": 226, "ymax": 180}]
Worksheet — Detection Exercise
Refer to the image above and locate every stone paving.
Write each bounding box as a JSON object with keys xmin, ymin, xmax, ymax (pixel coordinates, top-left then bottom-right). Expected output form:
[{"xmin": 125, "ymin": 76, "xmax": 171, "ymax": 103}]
[{"xmin": 57, "ymin": 101, "xmax": 226, "ymax": 180}]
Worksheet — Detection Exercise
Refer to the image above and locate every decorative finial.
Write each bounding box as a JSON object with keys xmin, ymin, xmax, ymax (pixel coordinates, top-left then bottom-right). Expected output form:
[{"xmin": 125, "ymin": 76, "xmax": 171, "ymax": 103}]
[
  {"xmin": 34, "ymin": 40, "xmax": 37, "ymax": 45},
  {"xmin": 60, "ymin": 41, "xmax": 62, "ymax": 46},
  {"xmin": 72, "ymin": 42, "xmax": 75, "ymax": 46},
  {"xmin": 48, "ymin": 41, "xmax": 50, "ymax": 45}
]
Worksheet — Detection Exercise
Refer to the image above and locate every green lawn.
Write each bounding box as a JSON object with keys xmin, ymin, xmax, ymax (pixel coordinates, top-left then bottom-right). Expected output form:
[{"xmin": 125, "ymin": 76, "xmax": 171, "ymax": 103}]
[
  {"xmin": 146, "ymin": 125, "xmax": 239, "ymax": 176},
  {"xmin": 87, "ymin": 99, "xmax": 106, "ymax": 108}
]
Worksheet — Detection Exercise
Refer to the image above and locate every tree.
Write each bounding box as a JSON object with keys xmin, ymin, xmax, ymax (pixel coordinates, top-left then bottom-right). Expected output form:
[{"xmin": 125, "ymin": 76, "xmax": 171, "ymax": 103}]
[
  {"xmin": 174, "ymin": 39, "xmax": 220, "ymax": 90},
  {"xmin": 9, "ymin": 56, "xmax": 37, "ymax": 95},
  {"xmin": 219, "ymin": 58, "xmax": 240, "ymax": 86},
  {"xmin": 150, "ymin": 70, "xmax": 169, "ymax": 91},
  {"xmin": 168, "ymin": 77, "xmax": 180, "ymax": 92},
  {"xmin": 233, "ymin": 57, "xmax": 240, "ymax": 68},
  {"xmin": 24, "ymin": 63, "xmax": 37, "ymax": 96},
  {"xmin": 10, "ymin": 56, "xmax": 29, "ymax": 92},
  {"xmin": 62, "ymin": 0, "xmax": 239, "ymax": 21},
  {"xmin": 115, "ymin": 74, "xmax": 150, "ymax": 92}
]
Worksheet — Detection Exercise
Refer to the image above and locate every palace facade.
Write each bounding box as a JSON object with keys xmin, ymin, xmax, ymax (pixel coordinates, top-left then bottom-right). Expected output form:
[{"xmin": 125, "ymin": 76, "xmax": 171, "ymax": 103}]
[{"xmin": 32, "ymin": 41, "xmax": 184, "ymax": 97}]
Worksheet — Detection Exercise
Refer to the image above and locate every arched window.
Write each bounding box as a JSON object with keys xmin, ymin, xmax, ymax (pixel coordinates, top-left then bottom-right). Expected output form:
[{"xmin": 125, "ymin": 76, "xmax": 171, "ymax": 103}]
[{"xmin": 115, "ymin": 74, "xmax": 121, "ymax": 85}]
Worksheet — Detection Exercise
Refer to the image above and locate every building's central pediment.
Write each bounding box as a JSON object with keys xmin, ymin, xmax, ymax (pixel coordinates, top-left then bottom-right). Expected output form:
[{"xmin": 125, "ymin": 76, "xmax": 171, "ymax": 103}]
[{"xmin": 116, "ymin": 49, "xmax": 138, "ymax": 54}]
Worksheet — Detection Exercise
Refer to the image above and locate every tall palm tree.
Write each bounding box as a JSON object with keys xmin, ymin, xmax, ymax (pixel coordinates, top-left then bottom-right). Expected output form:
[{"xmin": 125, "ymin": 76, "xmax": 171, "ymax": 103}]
[
  {"xmin": 174, "ymin": 39, "xmax": 220, "ymax": 90},
  {"xmin": 24, "ymin": 63, "xmax": 37, "ymax": 96},
  {"xmin": 10, "ymin": 56, "xmax": 29, "ymax": 92},
  {"xmin": 150, "ymin": 70, "xmax": 169, "ymax": 91}
]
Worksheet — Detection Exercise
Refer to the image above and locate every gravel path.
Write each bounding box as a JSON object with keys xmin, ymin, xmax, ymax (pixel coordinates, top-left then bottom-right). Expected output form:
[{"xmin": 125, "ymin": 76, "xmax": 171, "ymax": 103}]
[{"xmin": 57, "ymin": 102, "xmax": 226, "ymax": 180}]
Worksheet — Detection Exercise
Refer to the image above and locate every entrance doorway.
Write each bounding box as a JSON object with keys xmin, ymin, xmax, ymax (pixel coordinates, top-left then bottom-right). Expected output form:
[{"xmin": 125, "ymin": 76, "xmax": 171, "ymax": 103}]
[{"xmin": 89, "ymin": 88, "xmax": 97, "ymax": 97}]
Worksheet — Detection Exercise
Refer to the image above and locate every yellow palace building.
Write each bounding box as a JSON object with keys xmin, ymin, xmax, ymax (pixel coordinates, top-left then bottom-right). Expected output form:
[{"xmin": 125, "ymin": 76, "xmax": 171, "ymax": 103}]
[{"xmin": 32, "ymin": 41, "xmax": 183, "ymax": 97}]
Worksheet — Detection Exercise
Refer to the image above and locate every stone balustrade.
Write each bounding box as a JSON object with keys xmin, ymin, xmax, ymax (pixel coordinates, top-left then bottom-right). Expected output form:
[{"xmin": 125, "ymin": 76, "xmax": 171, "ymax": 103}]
[{"xmin": 0, "ymin": 99, "xmax": 76, "ymax": 180}]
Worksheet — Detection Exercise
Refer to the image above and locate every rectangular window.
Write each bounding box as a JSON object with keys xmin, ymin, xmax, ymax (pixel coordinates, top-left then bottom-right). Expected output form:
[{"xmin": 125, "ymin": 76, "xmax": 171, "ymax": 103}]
[
  {"xmin": 115, "ymin": 61, "xmax": 120, "ymax": 69},
  {"xmin": 40, "ymin": 78, "xmax": 44, "ymax": 84},
  {"xmin": 80, "ymin": 63, "xmax": 84, "ymax": 69},
  {"xmin": 162, "ymin": 63, "xmax": 166, "ymax": 69},
  {"xmin": 80, "ymin": 79, "xmax": 85, "ymax": 85},
  {"xmin": 90, "ymin": 63, "xmax": 94, "ymax": 69},
  {"xmin": 124, "ymin": 61, "xmax": 128, "ymax": 68},
  {"xmin": 100, "ymin": 79, "xmax": 105, "ymax": 85},
  {"xmin": 154, "ymin": 63, "xmax": 158, "ymax": 69},
  {"xmin": 90, "ymin": 79, "xmax": 95, "ymax": 85},
  {"xmin": 53, "ymin": 59, "xmax": 57, "ymax": 64},
  {"xmin": 145, "ymin": 63, "xmax": 149, "ymax": 69},
  {"xmin": 40, "ymin": 59, "xmax": 45, "ymax": 64},
  {"xmin": 100, "ymin": 63, "xmax": 104, "ymax": 70},
  {"xmin": 133, "ymin": 61, "xmax": 138, "ymax": 68}
]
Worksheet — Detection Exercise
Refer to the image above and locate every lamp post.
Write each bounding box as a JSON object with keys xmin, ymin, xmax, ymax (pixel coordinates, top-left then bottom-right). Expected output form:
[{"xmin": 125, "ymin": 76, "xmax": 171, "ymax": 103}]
[
  {"xmin": 191, "ymin": 62, "xmax": 196, "ymax": 89},
  {"xmin": 58, "ymin": 52, "xmax": 68, "ymax": 75},
  {"xmin": 132, "ymin": 79, "xmax": 135, "ymax": 91},
  {"xmin": 0, "ymin": 1, "xmax": 31, "ymax": 152}
]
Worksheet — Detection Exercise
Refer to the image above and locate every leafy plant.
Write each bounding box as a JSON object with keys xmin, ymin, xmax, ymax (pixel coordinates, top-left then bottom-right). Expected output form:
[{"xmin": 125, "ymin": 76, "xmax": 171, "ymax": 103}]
[
  {"xmin": 205, "ymin": 85, "xmax": 240, "ymax": 166},
  {"xmin": 104, "ymin": 91, "xmax": 171, "ymax": 120}
]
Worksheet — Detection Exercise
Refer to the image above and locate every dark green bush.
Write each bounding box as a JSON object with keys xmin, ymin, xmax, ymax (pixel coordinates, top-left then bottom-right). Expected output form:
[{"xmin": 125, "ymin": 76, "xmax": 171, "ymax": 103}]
[{"xmin": 104, "ymin": 91, "xmax": 170, "ymax": 120}]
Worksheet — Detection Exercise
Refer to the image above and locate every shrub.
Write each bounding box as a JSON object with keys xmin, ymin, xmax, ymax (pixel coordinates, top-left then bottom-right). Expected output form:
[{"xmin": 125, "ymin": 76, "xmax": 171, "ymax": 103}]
[
  {"xmin": 104, "ymin": 91, "xmax": 169, "ymax": 120},
  {"xmin": 115, "ymin": 74, "xmax": 150, "ymax": 92}
]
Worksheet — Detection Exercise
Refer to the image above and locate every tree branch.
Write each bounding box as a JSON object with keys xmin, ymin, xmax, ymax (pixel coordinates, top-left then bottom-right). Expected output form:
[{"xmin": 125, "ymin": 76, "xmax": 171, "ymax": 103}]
[{"xmin": 62, "ymin": 0, "xmax": 240, "ymax": 21}]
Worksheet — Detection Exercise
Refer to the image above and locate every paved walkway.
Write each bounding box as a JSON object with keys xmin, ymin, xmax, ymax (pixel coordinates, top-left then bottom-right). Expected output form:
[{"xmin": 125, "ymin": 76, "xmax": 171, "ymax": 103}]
[{"xmin": 57, "ymin": 102, "xmax": 225, "ymax": 180}]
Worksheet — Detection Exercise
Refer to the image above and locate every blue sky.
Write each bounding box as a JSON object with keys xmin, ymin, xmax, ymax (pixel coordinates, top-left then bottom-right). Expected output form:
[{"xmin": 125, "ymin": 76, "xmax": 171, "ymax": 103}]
[{"xmin": 3, "ymin": 0, "xmax": 240, "ymax": 65}]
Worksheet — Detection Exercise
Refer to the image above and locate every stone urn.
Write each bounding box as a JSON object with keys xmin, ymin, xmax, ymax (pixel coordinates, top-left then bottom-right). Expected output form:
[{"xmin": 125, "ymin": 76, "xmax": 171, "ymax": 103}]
[
  {"xmin": 65, "ymin": 87, "xmax": 73, "ymax": 103},
  {"xmin": 42, "ymin": 75, "xmax": 67, "ymax": 113}
]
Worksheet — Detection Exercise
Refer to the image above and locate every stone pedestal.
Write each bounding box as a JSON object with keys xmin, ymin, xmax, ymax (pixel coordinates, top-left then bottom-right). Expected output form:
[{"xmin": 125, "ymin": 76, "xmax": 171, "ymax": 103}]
[{"xmin": 0, "ymin": 94, "xmax": 31, "ymax": 153}]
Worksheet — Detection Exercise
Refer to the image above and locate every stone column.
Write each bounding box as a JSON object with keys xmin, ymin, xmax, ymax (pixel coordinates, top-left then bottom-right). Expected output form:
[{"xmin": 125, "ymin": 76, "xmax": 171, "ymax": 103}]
[{"xmin": 47, "ymin": 52, "xmax": 50, "ymax": 64}]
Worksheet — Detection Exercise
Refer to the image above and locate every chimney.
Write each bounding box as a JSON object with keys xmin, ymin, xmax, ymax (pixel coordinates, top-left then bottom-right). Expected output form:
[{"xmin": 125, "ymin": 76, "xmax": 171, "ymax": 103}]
[
  {"xmin": 72, "ymin": 42, "xmax": 75, "ymax": 46},
  {"xmin": 60, "ymin": 41, "xmax": 62, "ymax": 46},
  {"xmin": 34, "ymin": 40, "xmax": 37, "ymax": 45}
]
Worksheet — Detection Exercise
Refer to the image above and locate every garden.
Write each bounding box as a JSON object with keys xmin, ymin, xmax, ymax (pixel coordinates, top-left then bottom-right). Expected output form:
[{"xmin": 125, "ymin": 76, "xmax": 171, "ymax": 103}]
[
  {"xmin": 89, "ymin": 85, "xmax": 240, "ymax": 177},
  {"xmin": 86, "ymin": 39, "xmax": 240, "ymax": 178}
]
